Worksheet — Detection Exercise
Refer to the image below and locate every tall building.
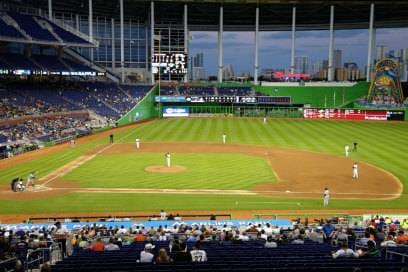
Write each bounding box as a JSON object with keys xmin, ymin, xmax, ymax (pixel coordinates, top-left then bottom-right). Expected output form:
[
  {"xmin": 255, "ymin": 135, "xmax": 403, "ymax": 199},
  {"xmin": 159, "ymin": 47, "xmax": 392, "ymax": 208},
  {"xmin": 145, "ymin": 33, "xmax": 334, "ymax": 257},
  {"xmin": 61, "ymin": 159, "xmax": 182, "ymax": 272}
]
[
  {"xmin": 222, "ymin": 64, "xmax": 234, "ymax": 80},
  {"xmin": 322, "ymin": 60, "xmax": 329, "ymax": 70},
  {"xmin": 190, "ymin": 53, "xmax": 206, "ymax": 81},
  {"xmin": 376, "ymin": 46, "xmax": 388, "ymax": 63},
  {"xmin": 333, "ymin": 49, "xmax": 342, "ymax": 69},
  {"xmin": 295, "ymin": 56, "xmax": 311, "ymax": 74}
]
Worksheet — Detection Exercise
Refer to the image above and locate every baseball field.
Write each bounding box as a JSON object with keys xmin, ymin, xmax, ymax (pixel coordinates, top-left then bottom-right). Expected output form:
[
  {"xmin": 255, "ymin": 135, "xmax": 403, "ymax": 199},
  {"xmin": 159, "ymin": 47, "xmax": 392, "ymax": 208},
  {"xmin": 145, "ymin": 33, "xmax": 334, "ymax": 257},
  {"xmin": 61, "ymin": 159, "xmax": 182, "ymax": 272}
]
[{"xmin": 0, "ymin": 117, "xmax": 407, "ymax": 221}]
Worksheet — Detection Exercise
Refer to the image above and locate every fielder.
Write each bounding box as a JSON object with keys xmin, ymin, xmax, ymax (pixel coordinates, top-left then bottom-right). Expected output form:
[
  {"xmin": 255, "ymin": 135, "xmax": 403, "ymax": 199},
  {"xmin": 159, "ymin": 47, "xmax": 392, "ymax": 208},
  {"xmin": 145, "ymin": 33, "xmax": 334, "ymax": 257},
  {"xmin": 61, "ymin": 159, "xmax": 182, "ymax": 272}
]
[
  {"xmin": 352, "ymin": 162, "xmax": 358, "ymax": 179},
  {"xmin": 263, "ymin": 117, "xmax": 267, "ymax": 124},
  {"xmin": 135, "ymin": 138, "xmax": 140, "ymax": 149},
  {"xmin": 222, "ymin": 133, "xmax": 227, "ymax": 144},
  {"xmin": 345, "ymin": 144, "xmax": 350, "ymax": 158},
  {"xmin": 165, "ymin": 152, "xmax": 171, "ymax": 168},
  {"xmin": 323, "ymin": 187, "xmax": 330, "ymax": 207}
]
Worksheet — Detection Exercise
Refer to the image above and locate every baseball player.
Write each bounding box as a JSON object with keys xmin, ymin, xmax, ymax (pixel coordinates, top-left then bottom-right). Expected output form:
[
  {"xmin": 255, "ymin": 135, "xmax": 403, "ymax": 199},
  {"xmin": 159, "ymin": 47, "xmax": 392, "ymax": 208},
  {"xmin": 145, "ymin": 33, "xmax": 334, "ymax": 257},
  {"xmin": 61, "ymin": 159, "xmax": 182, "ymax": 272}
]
[
  {"xmin": 135, "ymin": 138, "xmax": 140, "ymax": 149},
  {"xmin": 222, "ymin": 133, "xmax": 227, "ymax": 144},
  {"xmin": 165, "ymin": 152, "xmax": 171, "ymax": 168},
  {"xmin": 345, "ymin": 144, "xmax": 350, "ymax": 158},
  {"xmin": 352, "ymin": 162, "xmax": 358, "ymax": 179},
  {"xmin": 323, "ymin": 187, "xmax": 330, "ymax": 207},
  {"xmin": 26, "ymin": 172, "xmax": 36, "ymax": 187},
  {"xmin": 263, "ymin": 117, "xmax": 267, "ymax": 124}
]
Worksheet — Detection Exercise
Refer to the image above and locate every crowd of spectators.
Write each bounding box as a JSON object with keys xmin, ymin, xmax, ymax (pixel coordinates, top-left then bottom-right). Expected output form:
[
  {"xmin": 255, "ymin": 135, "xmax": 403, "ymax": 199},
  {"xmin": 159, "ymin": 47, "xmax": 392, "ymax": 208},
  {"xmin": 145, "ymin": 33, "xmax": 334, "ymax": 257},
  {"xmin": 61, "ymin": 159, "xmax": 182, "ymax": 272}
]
[
  {"xmin": 0, "ymin": 214, "xmax": 407, "ymax": 271},
  {"xmin": 0, "ymin": 80, "xmax": 151, "ymax": 121}
]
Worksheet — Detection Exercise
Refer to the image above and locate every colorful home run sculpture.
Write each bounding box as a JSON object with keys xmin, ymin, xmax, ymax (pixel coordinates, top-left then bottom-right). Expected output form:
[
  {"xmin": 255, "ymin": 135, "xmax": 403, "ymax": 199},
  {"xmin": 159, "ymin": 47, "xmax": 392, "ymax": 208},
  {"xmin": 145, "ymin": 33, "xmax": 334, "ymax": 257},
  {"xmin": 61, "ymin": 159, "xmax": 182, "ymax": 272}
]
[{"xmin": 367, "ymin": 59, "xmax": 404, "ymax": 105}]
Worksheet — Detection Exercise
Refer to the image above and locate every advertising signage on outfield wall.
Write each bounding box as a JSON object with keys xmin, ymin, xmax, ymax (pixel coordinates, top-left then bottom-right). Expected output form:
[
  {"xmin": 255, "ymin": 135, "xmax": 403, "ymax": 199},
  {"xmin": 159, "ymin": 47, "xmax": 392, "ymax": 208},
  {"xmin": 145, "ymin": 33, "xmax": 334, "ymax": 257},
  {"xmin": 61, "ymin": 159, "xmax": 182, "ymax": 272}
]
[
  {"xmin": 155, "ymin": 96, "xmax": 291, "ymax": 105},
  {"xmin": 304, "ymin": 109, "xmax": 404, "ymax": 121},
  {"xmin": 0, "ymin": 219, "xmax": 292, "ymax": 231},
  {"xmin": 162, "ymin": 107, "xmax": 189, "ymax": 117}
]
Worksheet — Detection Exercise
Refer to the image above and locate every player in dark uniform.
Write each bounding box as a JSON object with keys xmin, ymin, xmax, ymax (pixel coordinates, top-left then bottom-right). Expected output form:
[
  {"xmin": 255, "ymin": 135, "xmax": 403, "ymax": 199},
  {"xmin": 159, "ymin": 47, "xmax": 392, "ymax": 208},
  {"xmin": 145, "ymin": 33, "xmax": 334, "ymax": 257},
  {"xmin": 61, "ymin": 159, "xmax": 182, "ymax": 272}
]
[
  {"xmin": 353, "ymin": 142, "xmax": 358, "ymax": 152},
  {"xmin": 109, "ymin": 134, "xmax": 114, "ymax": 144}
]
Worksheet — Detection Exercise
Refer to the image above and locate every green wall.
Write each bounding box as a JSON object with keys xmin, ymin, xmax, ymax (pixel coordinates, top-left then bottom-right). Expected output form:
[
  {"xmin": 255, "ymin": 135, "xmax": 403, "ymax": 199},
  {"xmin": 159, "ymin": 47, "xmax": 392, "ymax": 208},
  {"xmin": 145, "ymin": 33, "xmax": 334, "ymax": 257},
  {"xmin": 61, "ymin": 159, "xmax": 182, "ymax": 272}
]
[
  {"xmin": 117, "ymin": 85, "xmax": 158, "ymax": 126},
  {"xmin": 255, "ymin": 82, "xmax": 369, "ymax": 108}
]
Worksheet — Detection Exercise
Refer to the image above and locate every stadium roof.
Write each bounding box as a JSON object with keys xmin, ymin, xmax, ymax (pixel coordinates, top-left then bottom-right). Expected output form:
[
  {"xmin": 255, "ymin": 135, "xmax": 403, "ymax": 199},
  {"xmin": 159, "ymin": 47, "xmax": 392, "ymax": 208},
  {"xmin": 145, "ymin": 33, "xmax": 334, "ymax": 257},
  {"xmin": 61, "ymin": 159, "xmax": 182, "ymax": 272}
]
[{"xmin": 9, "ymin": 0, "xmax": 408, "ymax": 31}]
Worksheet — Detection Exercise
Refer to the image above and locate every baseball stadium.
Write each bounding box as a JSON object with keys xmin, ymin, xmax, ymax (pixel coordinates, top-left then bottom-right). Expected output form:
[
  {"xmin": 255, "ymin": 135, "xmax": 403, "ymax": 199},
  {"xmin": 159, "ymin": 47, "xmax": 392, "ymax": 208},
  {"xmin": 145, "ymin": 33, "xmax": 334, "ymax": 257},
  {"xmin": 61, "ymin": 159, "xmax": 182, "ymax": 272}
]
[{"xmin": 0, "ymin": 0, "xmax": 408, "ymax": 271}]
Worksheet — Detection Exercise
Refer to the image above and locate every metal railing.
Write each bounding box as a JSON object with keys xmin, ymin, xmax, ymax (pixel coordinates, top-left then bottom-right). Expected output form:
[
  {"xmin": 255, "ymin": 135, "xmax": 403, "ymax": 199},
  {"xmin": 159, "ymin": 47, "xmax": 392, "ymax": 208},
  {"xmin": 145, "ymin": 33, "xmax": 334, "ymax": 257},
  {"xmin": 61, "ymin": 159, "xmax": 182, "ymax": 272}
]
[
  {"xmin": 385, "ymin": 248, "xmax": 408, "ymax": 263},
  {"xmin": 0, "ymin": 257, "xmax": 17, "ymax": 272}
]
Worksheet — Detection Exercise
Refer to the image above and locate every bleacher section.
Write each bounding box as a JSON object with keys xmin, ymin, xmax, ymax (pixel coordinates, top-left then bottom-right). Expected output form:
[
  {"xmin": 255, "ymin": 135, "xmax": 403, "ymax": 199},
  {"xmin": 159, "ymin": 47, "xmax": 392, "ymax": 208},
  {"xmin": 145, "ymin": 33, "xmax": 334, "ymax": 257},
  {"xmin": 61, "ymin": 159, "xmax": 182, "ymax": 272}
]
[
  {"xmin": 0, "ymin": 53, "xmax": 95, "ymax": 74},
  {"xmin": 0, "ymin": 12, "xmax": 94, "ymax": 47},
  {"xmin": 52, "ymin": 240, "xmax": 407, "ymax": 272}
]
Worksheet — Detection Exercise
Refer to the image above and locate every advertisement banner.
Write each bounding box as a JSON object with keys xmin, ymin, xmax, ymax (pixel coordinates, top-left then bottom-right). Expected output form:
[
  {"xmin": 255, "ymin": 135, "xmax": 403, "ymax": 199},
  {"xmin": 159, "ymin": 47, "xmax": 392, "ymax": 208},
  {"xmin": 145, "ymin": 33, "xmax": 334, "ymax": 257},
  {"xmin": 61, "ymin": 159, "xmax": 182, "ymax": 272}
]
[
  {"xmin": 304, "ymin": 109, "xmax": 404, "ymax": 121},
  {"xmin": 0, "ymin": 219, "xmax": 292, "ymax": 231},
  {"xmin": 155, "ymin": 96, "xmax": 186, "ymax": 103},
  {"xmin": 162, "ymin": 107, "xmax": 189, "ymax": 117}
]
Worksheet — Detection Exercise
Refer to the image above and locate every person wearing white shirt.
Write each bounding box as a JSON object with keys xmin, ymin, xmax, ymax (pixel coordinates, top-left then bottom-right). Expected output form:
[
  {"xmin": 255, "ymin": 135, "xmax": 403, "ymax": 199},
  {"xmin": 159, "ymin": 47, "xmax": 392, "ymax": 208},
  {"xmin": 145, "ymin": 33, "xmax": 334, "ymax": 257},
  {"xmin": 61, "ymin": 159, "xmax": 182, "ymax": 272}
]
[
  {"xmin": 332, "ymin": 243, "xmax": 359, "ymax": 259},
  {"xmin": 190, "ymin": 244, "xmax": 207, "ymax": 262},
  {"xmin": 139, "ymin": 243, "xmax": 155, "ymax": 263}
]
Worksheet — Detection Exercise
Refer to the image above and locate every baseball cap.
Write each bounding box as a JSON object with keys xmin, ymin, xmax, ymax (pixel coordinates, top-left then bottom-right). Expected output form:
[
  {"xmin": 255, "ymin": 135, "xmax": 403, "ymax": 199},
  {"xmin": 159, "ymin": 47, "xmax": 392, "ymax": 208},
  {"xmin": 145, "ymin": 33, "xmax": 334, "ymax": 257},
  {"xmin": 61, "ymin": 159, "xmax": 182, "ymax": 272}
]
[{"xmin": 144, "ymin": 243, "xmax": 155, "ymax": 250}]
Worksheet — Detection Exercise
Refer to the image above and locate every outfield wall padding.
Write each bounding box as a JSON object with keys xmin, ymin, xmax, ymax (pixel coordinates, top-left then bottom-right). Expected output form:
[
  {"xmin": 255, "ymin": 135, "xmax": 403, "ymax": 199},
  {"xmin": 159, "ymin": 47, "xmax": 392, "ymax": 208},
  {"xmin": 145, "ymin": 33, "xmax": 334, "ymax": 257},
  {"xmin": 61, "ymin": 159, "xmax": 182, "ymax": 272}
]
[{"xmin": 117, "ymin": 85, "xmax": 158, "ymax": 126}]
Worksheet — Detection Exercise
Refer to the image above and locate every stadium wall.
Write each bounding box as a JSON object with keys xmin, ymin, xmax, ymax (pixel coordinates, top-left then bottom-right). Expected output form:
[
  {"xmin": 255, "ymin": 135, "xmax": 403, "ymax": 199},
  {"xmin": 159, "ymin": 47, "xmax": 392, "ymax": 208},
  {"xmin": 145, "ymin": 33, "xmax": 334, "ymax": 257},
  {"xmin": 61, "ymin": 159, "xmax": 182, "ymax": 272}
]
[
  {"xmin": 255, "ymin": 82, "xmax": 369, "ymax": 108},
  {"xmin": 117, "ymin": 86, "xmax": 158, "ymax": 126}
]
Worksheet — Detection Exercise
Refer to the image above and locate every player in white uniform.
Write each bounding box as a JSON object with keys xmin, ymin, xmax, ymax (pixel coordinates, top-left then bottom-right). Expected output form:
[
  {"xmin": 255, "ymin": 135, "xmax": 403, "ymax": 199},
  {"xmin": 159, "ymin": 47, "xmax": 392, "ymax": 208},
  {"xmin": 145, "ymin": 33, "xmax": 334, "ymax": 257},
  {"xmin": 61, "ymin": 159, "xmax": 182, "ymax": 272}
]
[
  {"xmin": 222, "ymin": 133, "xmax": 227, "ymax": 144},
  {"xmin": 165, "ymin": 152, "xmax": 171, "ymax": 168},
  {"xmin": 323, "ymin": 188, "xmax": 330, "ymax": 207},
  {"xmin": 135, "ymin": 138, "xmax": 140, "ymax": 149},
  {"xmin": 263, "ymin": 117, "xmax": 267, "ymax": 124},
  {"xmin": 352, "ymin": 162, "xmax": 358, "ymax": 179},
  {"xmin": 26, "ymin": 172, "xmax": 36, "ymax": 187},
  {"xmin": 345, "ymin": 144, "xmax": 350, "ymax": 158}
]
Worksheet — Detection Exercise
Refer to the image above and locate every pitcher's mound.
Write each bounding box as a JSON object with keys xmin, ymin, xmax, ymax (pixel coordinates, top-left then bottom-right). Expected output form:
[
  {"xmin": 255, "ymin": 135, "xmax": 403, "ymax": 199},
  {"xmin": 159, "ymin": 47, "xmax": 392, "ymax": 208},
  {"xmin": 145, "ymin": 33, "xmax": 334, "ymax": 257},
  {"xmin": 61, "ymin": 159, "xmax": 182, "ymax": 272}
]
[{"xmin": 145, "ymin": 165, "xmax": 186, "ymax": 173}]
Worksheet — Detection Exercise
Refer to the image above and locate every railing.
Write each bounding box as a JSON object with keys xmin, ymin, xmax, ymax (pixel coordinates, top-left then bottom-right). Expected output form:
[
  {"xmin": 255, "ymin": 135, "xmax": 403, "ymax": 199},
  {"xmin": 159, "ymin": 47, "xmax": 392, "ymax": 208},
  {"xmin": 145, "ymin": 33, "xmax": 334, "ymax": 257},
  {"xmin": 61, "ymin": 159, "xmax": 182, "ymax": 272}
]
[
  {"xmin": 28, "ymin": 213, "xmax": 232, "ymax": 223},
  {"xmin": 0, "ymin": 257, "xmax": 17, "ymax": 272},
  {"xmin": 24, "ymin": 243, "xmax": 63, "ymax": 271},
  {"xmin": 385, "ymin": 248, "xmax": 408, "ymax": 263}
]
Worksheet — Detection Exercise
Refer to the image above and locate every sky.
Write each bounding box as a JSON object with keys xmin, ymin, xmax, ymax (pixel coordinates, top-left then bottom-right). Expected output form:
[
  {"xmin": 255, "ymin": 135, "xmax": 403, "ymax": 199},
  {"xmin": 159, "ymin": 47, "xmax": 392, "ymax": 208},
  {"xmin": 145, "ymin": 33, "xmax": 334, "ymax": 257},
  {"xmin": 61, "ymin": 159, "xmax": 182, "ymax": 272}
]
[{"xmin": 189, "ymin": 28, "xmax": 408, "ymax": 76}]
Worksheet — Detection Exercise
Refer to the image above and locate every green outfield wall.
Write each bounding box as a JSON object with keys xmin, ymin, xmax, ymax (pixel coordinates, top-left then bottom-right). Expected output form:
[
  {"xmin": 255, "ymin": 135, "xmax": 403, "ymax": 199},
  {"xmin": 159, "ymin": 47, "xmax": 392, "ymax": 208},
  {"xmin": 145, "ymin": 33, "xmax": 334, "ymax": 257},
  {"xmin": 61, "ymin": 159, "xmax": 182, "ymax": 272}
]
[
  {"xmin": 117, "ymin": 85, "xmax": 158, "ymax": 126},
  {"xmin": 255, "ymin": 82, "xmax": 369, "ymax": 108}
]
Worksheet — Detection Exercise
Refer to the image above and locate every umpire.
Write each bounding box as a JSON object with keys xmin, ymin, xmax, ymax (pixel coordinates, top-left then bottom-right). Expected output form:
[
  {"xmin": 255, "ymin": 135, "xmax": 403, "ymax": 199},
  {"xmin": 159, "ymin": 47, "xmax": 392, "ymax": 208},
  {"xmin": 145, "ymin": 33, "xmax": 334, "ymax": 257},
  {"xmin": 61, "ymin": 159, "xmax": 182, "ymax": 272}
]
[{"xmin": 10, "ymin": 177, "xmax": 19, "ymax": 192}]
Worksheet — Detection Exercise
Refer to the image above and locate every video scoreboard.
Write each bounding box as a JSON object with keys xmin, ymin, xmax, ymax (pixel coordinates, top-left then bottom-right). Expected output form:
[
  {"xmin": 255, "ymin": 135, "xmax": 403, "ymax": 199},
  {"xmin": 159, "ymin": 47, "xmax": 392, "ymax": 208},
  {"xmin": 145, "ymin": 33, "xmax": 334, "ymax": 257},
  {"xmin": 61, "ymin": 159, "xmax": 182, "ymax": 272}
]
[{"xmin": 151, "ymin": 53, "xmax": 187, "ymax": 75}]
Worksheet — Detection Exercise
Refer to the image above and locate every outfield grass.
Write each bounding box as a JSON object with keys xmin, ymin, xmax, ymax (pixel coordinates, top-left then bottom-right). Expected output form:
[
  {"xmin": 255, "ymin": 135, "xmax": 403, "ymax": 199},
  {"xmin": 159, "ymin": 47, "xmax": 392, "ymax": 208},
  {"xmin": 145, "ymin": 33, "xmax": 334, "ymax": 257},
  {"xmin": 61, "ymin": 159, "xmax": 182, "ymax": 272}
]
[
  {"xmin": 1, "ymin": 117, "xmax": 407, "ymax": 214},
  {"xmin": 63, "ymin": 153, "xmax": 275, "ymax": 189}
]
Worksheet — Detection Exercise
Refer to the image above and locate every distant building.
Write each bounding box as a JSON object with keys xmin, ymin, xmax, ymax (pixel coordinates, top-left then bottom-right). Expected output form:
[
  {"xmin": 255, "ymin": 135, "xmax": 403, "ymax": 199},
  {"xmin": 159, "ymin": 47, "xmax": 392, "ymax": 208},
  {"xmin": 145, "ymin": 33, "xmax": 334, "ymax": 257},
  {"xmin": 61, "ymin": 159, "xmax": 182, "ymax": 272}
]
[
  {"xmin": 295, "ymin": 56, "xmax": 310, "ymax": 74},
  {"xmin": 376, "ymin": 46, "xmax": 388, "ymax": 63},
  {"xmin": 190, "ymin": 53, "xmax": 206, "ymax": 80},
  {"xmin": 322, "ymin": 59, "xmax": 329, "ymax": 70},
  {"xmin": 333, "ymin": 49, "xmax": 342, "ymax": 69},
  {"xmin": 222, "ymin": 64, "xmax": 234, "ymax": 80}
]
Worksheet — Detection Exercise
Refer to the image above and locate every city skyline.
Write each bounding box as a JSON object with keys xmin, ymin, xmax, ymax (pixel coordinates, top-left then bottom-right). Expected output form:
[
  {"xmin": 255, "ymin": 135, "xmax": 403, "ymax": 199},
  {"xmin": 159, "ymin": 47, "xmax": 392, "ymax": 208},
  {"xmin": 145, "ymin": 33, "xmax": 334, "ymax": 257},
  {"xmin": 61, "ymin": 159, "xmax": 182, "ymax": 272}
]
[{"xmin": 189, "ymin": 28, "xmax": 408, "ymax": 77}]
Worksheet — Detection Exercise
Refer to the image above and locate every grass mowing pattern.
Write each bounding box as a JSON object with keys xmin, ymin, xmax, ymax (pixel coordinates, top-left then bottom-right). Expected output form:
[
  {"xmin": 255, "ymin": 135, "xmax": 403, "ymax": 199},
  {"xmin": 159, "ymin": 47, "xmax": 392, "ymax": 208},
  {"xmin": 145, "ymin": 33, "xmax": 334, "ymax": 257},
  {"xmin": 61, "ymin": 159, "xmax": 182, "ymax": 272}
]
[
  {"xmin": 0, "ymin": 117, "xmax": 407, "ymax": 213},
  {"xmin": 63, "ymin": 153, "xmax": 275, "ymax": 189}
]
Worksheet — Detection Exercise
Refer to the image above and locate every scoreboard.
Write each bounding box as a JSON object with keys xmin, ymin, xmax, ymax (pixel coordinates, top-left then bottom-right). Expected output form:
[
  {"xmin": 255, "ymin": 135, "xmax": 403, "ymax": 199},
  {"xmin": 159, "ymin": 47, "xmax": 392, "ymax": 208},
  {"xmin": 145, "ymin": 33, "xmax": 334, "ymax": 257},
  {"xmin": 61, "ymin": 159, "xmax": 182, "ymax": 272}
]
[
  {"xmin": 151, "ymin": 53, "xmax": 187, "ymax": 75},
  {"xmin": 304, "ymin": 108, "xmax": 404, "ymax": 121}
]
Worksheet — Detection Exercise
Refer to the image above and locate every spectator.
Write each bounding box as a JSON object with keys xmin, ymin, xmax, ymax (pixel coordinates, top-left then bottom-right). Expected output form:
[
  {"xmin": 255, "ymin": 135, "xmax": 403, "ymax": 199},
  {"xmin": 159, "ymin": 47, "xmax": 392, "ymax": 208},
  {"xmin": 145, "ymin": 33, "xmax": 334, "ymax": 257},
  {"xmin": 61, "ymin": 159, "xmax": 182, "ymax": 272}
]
[
  {"xmin": 173, "ymin": 243, "xmax": 191, "ymax": 263},
  {"xmin": 105, "ymin": 238, "xmax": 120, "ymax": 251},
  {"xmin": 156, "ymin": 248, "xmax": 171, "ymax": 263},
  {"xmin": 322, "ymin": 220, "xmax": 335, "ymax": 243},
  {"xmin": 358, "ymin": 240, "xmax": 380, "ymax": 258},
  {"xmin": 139, "ymin": 243, "xmax": 155, "ymax": 263},
  {"xmin": 190, "ymin": 243, "xmax": 207, "ymax": 262},
  {"xmin": 396, "ymin": 230, "xmax": 408, "ymax": 245},
  {"xmin": 264, "ymin": 236, "xmax": 278, "ymax": 248},
  {"xmin": 90, "ymin": 238, "xmax": 105, "ymax": 252},
  {"xmin": 332, "ymin": 242, "xmax": 359, "ymax": 259}
]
